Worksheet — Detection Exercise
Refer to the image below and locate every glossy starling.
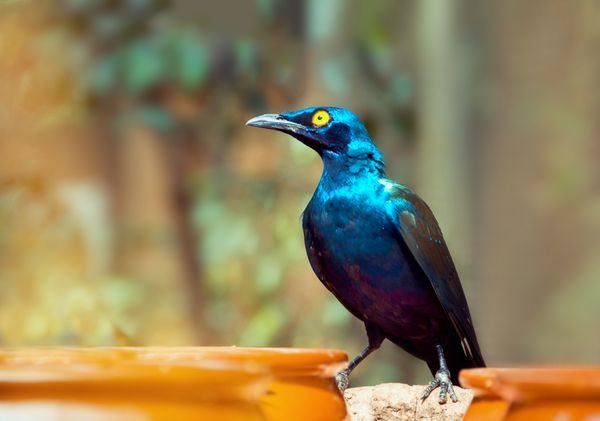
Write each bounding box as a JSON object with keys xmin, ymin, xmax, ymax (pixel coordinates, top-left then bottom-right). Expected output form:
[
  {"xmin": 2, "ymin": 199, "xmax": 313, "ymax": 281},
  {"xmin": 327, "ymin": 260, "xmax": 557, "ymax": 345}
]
[{"xmin": 247, "ymin": 107, "xmax": 485, "ymax": 403}]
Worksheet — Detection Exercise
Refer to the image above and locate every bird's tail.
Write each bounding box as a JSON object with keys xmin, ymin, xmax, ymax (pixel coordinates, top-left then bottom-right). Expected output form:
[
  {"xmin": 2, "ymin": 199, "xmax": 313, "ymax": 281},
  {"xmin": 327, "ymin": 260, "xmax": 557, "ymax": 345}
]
[{"xmin": 443, "ymin": 337, "xmax": 486, "ymax": 384}]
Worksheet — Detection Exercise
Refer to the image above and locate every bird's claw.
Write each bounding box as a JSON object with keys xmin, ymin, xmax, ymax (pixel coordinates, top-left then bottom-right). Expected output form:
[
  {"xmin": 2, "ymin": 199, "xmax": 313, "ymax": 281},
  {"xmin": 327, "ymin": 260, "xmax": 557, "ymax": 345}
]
[
  {"xmin": 420, "ymin": 368, "xmax": 458, "ymax": 404},
  {"xmin": 335, "ymin": 369, "xmax": 350, "ymax": 392}
]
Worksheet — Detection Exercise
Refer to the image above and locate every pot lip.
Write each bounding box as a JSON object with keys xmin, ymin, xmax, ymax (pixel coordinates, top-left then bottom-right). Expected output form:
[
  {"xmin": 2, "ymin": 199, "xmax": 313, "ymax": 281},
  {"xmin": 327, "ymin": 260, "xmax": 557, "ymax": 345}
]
[
  {"xmin": 122, "ymin": 346, "xmax": 349, "ymax": 377},
  {"xmin": 129, "ymin": 345, "xmax": 348, "ymax": 359},
  {"xmin": 0, "ymin": 347, "xmax": 348, "ymax": 382},
  {"xmin": 0, "ymin": 358, "xmax": 271, "ymax": 404},
  {"xmin": 460, "ymin": 366, "xmax": 600, "ymax": 402}
]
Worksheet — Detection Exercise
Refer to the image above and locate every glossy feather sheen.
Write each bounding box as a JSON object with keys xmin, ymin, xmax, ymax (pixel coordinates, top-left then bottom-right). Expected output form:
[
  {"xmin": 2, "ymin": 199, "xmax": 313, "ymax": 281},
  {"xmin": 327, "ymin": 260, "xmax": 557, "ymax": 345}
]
[{"xmin": 251, "ymin": 106, "xmax": 485, "ymax": 383}]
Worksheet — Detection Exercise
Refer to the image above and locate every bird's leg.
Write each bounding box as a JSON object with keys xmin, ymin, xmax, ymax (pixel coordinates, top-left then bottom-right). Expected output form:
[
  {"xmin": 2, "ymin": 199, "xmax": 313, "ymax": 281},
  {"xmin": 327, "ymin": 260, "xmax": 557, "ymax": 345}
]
[
  {"xmin": 335, "ymin": 323, "xmax": 385, "ymax": 392},
  {"xmin": 420, "ymin": 345, "xmax": 458, "ymax": 404},
  {"xmin": 335, "ymin": 344, "xmax": 377, "ymax": 392}
]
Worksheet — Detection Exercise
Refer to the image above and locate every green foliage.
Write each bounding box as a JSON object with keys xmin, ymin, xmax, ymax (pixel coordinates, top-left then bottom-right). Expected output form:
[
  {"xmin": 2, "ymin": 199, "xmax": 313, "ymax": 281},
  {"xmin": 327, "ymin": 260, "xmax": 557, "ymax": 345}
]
[
  {"xmin": 238, "ymin": 303, "xmax": 287, "ymax": 347},
  {"xmin": 255, "ymin": 256, "xmax": 283, "ymax": 296},
  {"xmin": 321, "ymin": 296, "xmax": 352, "ymax": 328},
  {"xmin": 172, "ymin": 30, "xmax": 210, "ymax": 90},
  {"xmin": 122, "ymin": 40, "xmax": 166, "ymax": 93},
  {"xmin": 121, "ymin": 105, "xmax": 177, "ymax": 131},
  {"xmin": 84, "ymin": 31, "xmax": 212, "ymax": 96}
]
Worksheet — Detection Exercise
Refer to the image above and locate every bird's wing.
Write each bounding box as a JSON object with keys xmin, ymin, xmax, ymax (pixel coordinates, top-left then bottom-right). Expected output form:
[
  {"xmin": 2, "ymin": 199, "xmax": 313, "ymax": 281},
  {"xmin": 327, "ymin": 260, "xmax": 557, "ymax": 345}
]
[{"xmin": 383, "ymin": 181, "xmax": 485, "ymax": 366}]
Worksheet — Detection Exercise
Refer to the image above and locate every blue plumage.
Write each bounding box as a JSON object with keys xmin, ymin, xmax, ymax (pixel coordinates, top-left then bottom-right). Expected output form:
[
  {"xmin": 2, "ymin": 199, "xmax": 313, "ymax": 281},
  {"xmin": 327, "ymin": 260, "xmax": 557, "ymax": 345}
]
[{"xmin": 247, "ymin": 106, "xmax": 485, "ymax": 403}]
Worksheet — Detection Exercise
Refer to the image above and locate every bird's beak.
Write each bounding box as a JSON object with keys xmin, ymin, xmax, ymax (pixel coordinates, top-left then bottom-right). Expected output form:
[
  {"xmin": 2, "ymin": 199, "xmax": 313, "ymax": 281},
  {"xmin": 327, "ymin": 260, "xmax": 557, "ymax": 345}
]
[{"xmin": 246, "ymin": 113, "xmax": 306, "ymax": 135}]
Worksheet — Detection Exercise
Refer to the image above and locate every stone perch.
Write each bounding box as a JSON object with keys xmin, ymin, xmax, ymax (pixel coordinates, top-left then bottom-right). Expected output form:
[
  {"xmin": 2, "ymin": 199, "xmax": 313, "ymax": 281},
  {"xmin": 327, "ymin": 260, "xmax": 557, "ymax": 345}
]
[{"xmin": 345, "ymin": 384, "xmax": 473, "ymax": 420}]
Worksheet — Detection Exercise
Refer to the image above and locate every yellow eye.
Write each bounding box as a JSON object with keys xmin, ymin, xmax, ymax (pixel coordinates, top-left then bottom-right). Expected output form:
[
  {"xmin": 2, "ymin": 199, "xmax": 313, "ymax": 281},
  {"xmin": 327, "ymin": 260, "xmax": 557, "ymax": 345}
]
[{"xmin": 312, "ymin": 110, "xmax": 331, "ymax": 127}]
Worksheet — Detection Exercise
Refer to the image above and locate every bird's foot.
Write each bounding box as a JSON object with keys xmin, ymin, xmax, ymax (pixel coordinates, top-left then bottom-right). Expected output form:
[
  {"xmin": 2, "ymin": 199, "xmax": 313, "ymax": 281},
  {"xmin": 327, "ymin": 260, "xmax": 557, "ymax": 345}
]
[
  {"xmin": 335, "ymin": 369, "xmax": 350, "ymax": 392},
  {"xmin": 420, "ymin": 368, "xmax": 458, "ymax": 404}
]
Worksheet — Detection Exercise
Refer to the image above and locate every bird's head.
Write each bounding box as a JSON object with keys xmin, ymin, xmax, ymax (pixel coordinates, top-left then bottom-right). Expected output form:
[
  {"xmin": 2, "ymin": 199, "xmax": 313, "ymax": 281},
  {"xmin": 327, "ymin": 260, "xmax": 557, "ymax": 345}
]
[{"xmin": 246, "ymin": 106, "xmax": 378, "ymax": 159}]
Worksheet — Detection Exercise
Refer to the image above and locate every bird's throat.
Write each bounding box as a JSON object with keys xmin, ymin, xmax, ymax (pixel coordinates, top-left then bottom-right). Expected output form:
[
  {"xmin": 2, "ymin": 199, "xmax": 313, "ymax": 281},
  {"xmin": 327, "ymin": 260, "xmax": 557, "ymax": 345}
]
[
  {"xmin": 311, "ymin": 139, "xmax": 386, "ymax": 200},
  {"xmin": 320, "ymin": 150, "xmax": 385, "ymax": 187}
]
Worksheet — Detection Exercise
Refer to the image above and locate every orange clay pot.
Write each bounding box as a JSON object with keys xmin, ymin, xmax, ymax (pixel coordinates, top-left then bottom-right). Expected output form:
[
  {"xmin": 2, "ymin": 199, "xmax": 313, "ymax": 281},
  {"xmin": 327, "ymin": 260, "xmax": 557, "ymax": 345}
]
[
  {"xmin": 0, "ymin": 347, "xmax": 348, "ymax": 421},
  {"xmin": 460, "ymin": 367, "xmax": 600, "ymax": 421}
]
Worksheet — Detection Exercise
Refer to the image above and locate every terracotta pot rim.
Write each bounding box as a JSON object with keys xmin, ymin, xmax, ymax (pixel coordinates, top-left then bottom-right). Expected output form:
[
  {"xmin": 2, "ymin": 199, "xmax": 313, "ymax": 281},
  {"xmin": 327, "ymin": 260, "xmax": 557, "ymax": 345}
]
[
  {"xmin": 0, "ymin": 346, "xmax": 348, "ymax": 380},
  {"xmin": 460, "ymin": 366, "xmax": 600, "ymax": 402}
]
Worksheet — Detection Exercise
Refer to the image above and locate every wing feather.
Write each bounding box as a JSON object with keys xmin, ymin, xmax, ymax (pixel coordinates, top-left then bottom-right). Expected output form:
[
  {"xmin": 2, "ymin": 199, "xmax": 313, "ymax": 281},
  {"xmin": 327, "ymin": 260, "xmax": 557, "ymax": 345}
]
[{"xmin": 385, "ymin": 181, "xmax": 485, "ymax": 366}]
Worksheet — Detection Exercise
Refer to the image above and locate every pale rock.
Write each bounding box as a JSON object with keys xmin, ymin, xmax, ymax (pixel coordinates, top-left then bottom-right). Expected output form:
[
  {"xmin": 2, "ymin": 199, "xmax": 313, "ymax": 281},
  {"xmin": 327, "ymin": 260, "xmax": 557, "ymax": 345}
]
[{"xmin": 344, "ymin": 383, "xmax": 473, "ymax": 421}]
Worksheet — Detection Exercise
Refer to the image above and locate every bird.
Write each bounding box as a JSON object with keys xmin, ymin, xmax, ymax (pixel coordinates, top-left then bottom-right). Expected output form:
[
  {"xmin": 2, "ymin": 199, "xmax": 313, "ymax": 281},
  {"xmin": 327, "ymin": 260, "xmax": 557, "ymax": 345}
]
[{"xmin": 246, "ymin": 106, "xmax": 485, "ymax": 403}]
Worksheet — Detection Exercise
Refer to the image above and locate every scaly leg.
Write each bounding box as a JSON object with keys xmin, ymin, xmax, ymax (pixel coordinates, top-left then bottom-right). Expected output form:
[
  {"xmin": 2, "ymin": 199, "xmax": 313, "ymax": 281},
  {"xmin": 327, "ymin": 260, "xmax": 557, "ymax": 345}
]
[
  {"xmin": 420, "ymin": 344, "xmax": 458, "ymax": 404},
  {"xmin": 335, "ymin": 322, "xmax": 385, "ymax": 392}
]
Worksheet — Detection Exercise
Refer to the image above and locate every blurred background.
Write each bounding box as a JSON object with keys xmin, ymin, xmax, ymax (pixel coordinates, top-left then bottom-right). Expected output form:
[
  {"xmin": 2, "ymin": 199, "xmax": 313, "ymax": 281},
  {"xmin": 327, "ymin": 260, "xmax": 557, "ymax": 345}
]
[{"xmin": 1, "ymin": 0, "xmax": 599, "ymax": 386}]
